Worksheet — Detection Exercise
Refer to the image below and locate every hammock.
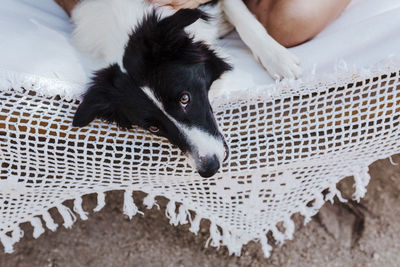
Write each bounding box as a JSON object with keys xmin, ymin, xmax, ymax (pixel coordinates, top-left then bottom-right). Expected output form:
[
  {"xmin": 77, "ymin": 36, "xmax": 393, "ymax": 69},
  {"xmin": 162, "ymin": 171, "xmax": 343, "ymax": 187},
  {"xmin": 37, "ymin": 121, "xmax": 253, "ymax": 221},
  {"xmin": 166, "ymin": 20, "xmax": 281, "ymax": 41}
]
[{"xmin": 0, "ymin": 0, "xmax": 399, "ymax": 256}]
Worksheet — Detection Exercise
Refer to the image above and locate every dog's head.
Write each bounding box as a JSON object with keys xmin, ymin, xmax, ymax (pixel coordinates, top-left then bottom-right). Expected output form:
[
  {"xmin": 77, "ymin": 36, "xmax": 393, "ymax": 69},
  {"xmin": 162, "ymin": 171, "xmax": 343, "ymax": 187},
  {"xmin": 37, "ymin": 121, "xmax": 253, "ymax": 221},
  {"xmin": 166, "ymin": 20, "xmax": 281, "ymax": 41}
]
[{"xmin": 73, "ymin": 9, "xmax": 231, "ymax": 178}]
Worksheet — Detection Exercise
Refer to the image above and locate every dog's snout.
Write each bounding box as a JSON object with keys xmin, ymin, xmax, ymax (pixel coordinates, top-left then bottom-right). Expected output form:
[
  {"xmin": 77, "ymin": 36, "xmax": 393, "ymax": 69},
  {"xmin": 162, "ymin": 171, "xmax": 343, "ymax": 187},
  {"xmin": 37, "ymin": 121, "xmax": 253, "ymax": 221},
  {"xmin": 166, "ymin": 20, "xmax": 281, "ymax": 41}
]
[{"xmin": 197, "ymin": 155, "xmax": 220, "ymax": 178}]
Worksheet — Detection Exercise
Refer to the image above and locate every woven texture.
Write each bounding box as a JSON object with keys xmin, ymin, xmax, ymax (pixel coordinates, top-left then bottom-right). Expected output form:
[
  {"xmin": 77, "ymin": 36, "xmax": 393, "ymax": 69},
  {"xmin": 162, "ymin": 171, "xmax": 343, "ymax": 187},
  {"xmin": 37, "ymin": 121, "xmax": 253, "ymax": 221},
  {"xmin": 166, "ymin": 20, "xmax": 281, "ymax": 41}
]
[{"xmin": 1, "ymin": 62, "xmax": 399, "ymax": 255}]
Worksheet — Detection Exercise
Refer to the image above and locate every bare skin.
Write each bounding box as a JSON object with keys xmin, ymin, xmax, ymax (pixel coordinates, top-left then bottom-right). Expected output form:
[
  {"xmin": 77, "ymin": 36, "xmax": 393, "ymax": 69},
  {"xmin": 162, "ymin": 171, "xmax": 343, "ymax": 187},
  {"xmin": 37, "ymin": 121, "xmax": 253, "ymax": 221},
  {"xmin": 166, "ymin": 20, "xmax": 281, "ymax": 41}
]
[
  {"xmin": 245, "ymin": 0, "xmax": 351, "ymax": 47},
  {"xmin": 54, "ymin": 0, "xmax": 351, "ymax": 47},
  {"xmin": 151, "ymin": 0, "xmax": 210, "ymax": 9},
  {"xmin": 54, "ymin": 0, "xmax": 80, "ymax": 16}
]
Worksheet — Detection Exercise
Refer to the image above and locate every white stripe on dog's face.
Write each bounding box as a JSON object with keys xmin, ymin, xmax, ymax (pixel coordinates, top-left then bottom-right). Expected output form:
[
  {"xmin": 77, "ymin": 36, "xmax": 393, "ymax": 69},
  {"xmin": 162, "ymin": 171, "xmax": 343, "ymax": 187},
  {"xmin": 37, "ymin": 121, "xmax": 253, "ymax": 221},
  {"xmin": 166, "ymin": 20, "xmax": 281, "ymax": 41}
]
[{"xmin": 141, "ymin": 86, "xmax": 225, "ymax": 166}]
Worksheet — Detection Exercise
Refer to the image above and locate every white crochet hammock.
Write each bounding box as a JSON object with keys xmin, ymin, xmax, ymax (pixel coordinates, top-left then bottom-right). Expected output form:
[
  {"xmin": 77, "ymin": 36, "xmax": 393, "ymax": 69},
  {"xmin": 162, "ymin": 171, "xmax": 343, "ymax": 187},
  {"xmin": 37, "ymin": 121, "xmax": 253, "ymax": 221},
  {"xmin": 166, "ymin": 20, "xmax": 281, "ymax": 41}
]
[{"xmin": 1, "ymin": 0, "xmax": 399, "ymax": 257}]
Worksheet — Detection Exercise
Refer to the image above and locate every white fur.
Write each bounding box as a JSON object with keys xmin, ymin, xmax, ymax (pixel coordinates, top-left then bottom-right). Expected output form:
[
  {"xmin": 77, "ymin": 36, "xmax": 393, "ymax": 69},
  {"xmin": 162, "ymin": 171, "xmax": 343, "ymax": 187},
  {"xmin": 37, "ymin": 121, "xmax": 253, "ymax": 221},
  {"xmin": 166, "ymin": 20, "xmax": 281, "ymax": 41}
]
[
  {"xmin": 71, "ymin": 0, "xmax": 149, "ymax": 68},
  {"xmin": 72, "ymin": 0, "xmax": 301, "ymax": 80},
  {"xmin": 71, "ymin": 0, "xmax": 220, "ymax": 69},
  {"xmin": 141, "ymin": 86, "xmax": 225, "ymax": 166},
  {"xmin": 185, "ymin": 3, "xmax": 222, "ymax": 46},
  {"xmin": 221, "ymin": 0, "xmax": 301, "ymax": 79}
]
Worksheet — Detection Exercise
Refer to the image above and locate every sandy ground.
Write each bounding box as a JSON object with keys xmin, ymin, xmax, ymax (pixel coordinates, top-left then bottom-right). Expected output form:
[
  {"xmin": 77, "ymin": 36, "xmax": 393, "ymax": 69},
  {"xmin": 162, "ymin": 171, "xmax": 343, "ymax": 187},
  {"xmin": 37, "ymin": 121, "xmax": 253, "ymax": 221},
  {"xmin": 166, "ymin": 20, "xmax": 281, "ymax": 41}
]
[{"xmin": 0, "ymin": 155, "xmax": 399, "ymax": 267}]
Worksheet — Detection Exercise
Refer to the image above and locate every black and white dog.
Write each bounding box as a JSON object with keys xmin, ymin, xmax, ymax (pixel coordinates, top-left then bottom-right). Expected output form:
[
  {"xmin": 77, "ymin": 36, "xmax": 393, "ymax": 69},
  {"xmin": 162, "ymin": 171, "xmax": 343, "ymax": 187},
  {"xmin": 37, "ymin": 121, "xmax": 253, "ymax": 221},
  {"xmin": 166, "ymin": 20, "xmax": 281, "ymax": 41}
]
[{"xmin": 71, "ymin": 0, "xmax": 301, "ymax": 178}]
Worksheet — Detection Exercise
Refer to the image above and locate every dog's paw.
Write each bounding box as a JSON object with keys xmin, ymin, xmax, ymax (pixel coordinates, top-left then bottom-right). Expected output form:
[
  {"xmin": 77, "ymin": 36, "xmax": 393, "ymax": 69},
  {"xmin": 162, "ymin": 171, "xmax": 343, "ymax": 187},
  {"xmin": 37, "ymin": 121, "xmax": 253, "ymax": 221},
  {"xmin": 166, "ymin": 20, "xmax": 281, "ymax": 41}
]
[{"xmin": 254, "ymin": 43, "xmax": 302, "ymax": 80}]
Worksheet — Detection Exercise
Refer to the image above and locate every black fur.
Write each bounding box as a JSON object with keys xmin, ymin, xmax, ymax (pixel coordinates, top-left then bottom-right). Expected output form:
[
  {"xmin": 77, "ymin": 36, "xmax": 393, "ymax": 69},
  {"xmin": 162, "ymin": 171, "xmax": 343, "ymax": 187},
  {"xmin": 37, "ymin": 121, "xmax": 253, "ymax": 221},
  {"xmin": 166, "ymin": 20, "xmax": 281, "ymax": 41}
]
[{"xmin": 73, "ymin": 9, "xmax": 231, "ymax": 177}]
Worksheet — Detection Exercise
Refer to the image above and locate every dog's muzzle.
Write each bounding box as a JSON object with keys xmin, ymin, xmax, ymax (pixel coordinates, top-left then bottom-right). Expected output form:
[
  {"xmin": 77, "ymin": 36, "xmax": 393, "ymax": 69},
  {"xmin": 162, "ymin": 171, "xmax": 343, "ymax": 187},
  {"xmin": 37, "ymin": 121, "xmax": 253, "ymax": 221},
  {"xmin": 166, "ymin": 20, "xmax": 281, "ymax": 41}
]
[
  {"xmin": 197, "ymin": 154, "xmax": 220, "ymax": 178},
  {"xmin": 195, "ymin": 137, "xmax": 229, "ymax": 178}
]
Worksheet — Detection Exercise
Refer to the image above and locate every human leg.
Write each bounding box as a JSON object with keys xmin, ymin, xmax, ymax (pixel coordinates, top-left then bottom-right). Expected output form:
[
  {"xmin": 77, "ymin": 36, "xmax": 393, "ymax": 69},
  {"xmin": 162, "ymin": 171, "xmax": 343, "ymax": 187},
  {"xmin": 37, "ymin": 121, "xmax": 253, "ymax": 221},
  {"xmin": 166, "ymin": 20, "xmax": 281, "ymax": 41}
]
[
  {"xmin": 54, "ymin": 0, "xmax": 80, "ymax": 16},
  {"xmin": 246, "ymin": 0, "xmax": 351, "ymax": 47}
]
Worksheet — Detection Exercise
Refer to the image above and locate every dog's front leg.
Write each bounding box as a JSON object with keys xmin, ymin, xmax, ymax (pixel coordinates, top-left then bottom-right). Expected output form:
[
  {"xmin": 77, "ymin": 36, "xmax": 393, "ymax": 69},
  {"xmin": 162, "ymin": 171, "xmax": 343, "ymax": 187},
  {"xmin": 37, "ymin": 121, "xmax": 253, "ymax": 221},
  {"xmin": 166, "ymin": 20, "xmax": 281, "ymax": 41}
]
[{"xmin": 221, "ymin": 0, "xmax": 301, "ymax": 80}]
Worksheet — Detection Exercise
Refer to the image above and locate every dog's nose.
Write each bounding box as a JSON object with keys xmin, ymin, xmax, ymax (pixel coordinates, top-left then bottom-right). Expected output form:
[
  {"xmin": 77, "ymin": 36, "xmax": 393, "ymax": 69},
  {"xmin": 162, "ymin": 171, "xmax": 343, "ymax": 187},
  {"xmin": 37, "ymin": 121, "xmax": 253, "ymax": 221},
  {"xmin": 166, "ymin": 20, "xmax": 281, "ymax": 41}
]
[{"xmin": 198, "ymin": 155, "xmax": 220, "ymax": 178}]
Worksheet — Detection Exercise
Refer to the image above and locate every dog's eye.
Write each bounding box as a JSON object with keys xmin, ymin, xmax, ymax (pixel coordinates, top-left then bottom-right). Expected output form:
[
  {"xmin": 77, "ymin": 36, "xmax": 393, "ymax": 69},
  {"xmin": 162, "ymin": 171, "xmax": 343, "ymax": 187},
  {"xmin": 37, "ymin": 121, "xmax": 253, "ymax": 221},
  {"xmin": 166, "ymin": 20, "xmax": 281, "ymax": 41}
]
[
  {"xmin": 180, "ymin": 93, "xmax": 190, "ymax": 106},
  {"xmin": 149, "ymin": 126, "xmax": 159, "ymax": 133}
]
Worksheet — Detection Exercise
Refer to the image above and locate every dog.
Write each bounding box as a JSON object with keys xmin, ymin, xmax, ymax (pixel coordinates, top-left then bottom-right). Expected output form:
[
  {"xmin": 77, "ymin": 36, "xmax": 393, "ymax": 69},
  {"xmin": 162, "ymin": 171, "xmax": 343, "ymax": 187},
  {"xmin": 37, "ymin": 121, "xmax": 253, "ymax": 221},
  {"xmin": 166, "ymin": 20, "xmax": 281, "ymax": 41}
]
[{"xmin": 71, "ymin": 0, "xmax": 301, "ymax": 178}]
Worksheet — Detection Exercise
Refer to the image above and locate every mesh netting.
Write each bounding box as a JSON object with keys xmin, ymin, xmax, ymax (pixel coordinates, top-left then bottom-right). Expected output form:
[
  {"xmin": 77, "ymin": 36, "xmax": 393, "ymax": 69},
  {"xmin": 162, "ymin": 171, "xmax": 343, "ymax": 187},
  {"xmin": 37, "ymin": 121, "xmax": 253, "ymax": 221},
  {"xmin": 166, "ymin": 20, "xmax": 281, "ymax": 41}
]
[{"xmin": 0, "ymin": 65, "xmax": 399, "ymax": 256}]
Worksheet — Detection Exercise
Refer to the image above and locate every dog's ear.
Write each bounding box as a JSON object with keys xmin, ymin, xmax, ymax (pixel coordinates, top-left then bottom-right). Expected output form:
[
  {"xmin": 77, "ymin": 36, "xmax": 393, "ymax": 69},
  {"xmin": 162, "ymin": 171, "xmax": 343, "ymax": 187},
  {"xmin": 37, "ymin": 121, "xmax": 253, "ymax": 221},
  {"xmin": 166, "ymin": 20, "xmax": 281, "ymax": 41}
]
[
  {"xmin": 123, "ymin": 9, "xmax": 208, "ymax": 75},
  {"xmin": 159, "ymin": 9, "xmax": 209, "ymax": 32},
  {"xmin": 159, "ymin": 9, "xmax": 231, "ymax": 86},
  {"xmin": 73, "ymin": 64, "xmax": 131, "ymax": 128},
  {"xmin": 203, "ymin": 49, "xmax": 232, "ymax": 89}
]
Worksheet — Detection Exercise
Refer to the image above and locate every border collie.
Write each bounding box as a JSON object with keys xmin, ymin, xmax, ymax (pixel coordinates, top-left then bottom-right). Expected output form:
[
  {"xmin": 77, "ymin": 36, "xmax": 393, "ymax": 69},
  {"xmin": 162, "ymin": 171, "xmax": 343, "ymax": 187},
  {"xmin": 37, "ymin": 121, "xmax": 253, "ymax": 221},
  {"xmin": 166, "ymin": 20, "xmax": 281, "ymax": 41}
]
[{"xmin": 71, "ymin": 0, "xmax": 301, "ymax": 178}]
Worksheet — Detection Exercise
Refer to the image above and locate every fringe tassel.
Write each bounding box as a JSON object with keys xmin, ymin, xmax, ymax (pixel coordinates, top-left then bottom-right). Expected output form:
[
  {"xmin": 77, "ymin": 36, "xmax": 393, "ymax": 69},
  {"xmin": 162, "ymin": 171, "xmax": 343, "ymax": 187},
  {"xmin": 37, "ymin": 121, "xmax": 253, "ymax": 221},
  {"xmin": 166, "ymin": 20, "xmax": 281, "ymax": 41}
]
[
  {"xmin": 30, "ymin": 217, "xmax": 45, "ymax": 239},
  {"xmin": 93, "ymin": 192, "xmax": 106, "ymax": 212},
  {"xmin": 57, "ymin": 204, "xmax": 77, "ymax": 228},
  {"xmin": 221, "ymin": 229, "xmax": 242, "ymax": 256},
  {"xmin": 11, "ymin": 227, "xmax": 24, "ymax": 244},
  {"xmin": 165, "ymin": 202, "xmax": 188, "ymax": 226},
  {"xmin": 389, "ymin": 156, "xmax": 398, "ymax": 165},
  {"xmin": 324, "ymin": 186, "xmax": 336, "ymax": 203},
  {"xmin": 123, "ymin": 190, "xmax": 143, "ymax": 220},
  {"xmin": 73, "ymin": 197, "xmax": 88, "ymax": 220},
  {"xmin": 283, "ymin": 218, "xmax": 295, "ymax": 240},
  {"xmin": 335, "ymin": 188, "xmax": 347, "ymax": 202},
  {"xmin": 352, "ymin": 166, "xmax": 370, "ymax": 202},
  {"xmin": 271, "ymin": 225, "xmax": 285, "ymax": 245},
  {"xmin": 300, "ymin": 206, "xmax": 312, "ymax": 224},
  {"xmin": 189, "ymin": 214, "xmax": 202, "ymax": 234},
  {"xmin": 314, "ymin": 193, "xmax": 325, "ymax": 210},
  {"xmin": 259, "ymin": 235, "xmax": 273, "ymax": 258},
  {"xmin": 205, "ymin": 222, "xmax": 222, "ymax": 248},
  {"xmin": 324, "ymin": 185, "xmax": 347, "ymax": 204},
  {"xmin": 176, "ymin": 205, "xmax": 188, "ymax": 225},
  {"xmin": 143, "ymin": 193, "xmax": 160, "ymax": 210},
  {"xmin": 165, "ymin": 201, "xmax": 178, "ymax": 226},
  {"xmin": 221, "ymin": 229, "xmax": 232, "ymax": 253},
  {"xmin": 42, "ymin": 211, "xmax": 58, "ymax": 231},
  {"xmin": 301, "ymin": 192, "xmax": 326, "ymax": 224},
  {"xmin": 0, "ymin": 227, "xmax": 24, "ymax": 253},
  {"xmin": 0, "ymin": 233, "xmax": 14, "ymax": 253}
]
